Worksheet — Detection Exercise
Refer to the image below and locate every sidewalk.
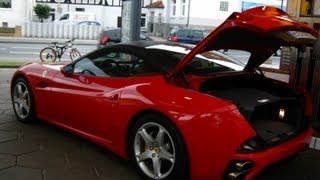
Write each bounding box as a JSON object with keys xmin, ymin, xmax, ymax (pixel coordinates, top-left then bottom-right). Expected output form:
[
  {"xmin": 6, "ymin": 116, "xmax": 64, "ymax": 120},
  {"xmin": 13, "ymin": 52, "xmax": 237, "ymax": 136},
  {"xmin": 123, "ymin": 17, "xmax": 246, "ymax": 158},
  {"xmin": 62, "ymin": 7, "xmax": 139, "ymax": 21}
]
[{"xmin": 0, "ymin": 37, "xmax": 98, "ymax": 45}]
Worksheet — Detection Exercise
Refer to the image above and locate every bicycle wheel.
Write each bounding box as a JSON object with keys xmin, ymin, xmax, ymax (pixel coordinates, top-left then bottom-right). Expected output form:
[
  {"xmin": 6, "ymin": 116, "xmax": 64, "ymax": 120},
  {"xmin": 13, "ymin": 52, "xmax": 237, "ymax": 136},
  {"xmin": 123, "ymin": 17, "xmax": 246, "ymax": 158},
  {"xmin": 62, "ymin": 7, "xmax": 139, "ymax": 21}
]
[
  {"xmin": 40, "ymin": 47, "xmax": 57, "ymax": 62},
  {"xmin": 70, "ymin": 49, "xmax": 81, "ymax": 61}
]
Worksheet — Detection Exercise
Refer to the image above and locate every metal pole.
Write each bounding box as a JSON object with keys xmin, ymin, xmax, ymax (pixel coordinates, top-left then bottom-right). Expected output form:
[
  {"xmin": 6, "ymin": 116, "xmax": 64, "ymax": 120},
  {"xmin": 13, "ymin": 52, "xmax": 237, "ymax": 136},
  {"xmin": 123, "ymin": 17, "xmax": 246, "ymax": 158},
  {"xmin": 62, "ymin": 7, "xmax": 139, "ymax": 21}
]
[
  {"xmin": 121, "ymin": 0, "xmax": 141, "ymax": 42},
  {"xmin": 280, "ymin": 0, "xmax": 284, "ymax": 10},
  {"xmin": 186, "ymin": 0, "xmax": 191, "ymax": 27},
  {"xmin": 131, "ymin": 0, "xmax": 141, "ymax": 41}
]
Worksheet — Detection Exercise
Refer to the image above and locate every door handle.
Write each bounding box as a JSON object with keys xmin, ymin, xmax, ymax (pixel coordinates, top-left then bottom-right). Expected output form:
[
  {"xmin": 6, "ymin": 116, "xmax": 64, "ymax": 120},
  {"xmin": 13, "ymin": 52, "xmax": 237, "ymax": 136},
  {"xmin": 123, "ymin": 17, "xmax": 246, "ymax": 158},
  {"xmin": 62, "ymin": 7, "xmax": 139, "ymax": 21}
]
[{"xmin": 105, "ymin": 94, "xmax": 119, "ymax": 101}]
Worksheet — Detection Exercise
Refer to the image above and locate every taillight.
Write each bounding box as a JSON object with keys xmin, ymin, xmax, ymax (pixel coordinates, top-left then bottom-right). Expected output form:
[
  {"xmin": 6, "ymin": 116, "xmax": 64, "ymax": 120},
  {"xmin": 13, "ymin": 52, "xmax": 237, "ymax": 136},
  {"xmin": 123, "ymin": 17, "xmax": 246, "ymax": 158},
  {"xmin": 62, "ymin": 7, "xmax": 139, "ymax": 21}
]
[
  {"xmin": 101, "ymin": 35, "xmax": 109, "ymax": 44},
  {"xmin": 172, "ymin": 36, "xmax": 178, "ymax": 42}
]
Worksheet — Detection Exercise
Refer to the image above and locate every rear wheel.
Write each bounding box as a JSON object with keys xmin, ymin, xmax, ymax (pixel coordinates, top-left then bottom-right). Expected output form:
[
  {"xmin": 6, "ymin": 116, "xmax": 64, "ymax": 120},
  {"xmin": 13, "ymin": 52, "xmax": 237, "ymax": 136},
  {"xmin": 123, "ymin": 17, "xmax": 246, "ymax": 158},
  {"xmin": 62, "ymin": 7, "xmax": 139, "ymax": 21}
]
[
  {"xmin": 40, "ymin": 47, "xmax": 57, "ymax": 62},
  {"xmin": 11, "ymin": 77, "xmax": 36, "ymax": 123},
  {"xmin": 70, "ymin": 48, "xmax": 81, "ymax": 61},
  {"xmin": 129, "ymin": 113, "xmax": 189, "ymax": 180}
]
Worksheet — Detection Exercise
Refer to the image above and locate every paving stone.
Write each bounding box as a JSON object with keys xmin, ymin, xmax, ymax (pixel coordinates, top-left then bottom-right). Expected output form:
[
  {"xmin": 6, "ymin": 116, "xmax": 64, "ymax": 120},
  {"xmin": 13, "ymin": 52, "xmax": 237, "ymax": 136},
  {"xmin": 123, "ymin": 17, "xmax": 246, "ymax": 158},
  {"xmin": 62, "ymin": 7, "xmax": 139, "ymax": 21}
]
[
  {"xmin": 0, "ymin": 141, "xmax": 39, "ymax": 155},
  {"xmin": 91, "ymin": 152, "xmax": 139, "ymax": 180},
  {"xmin": 0, "ymin": 167, "xmax": 42, "ymax": 180},
  {"xmin": 2, "ymin": 109, "xmax": 15, "ymax": 115},
  {"xmin": 0, "ymin": 154, "xmax": 16, "ymax": 170},
  {"xmin": 44, "ymin": 167, "xmax": 99, "ymax": 180},
  {"xmin": 0, "ymin": 131, "xmax": 17, "ymax": 142},
  {"xmin": 0, "ymin": 115, "xmax": 16, "ymax": 124},
  {"xmin": 18, "ymin": 151, "xmax": 66, "ymax": 169}
]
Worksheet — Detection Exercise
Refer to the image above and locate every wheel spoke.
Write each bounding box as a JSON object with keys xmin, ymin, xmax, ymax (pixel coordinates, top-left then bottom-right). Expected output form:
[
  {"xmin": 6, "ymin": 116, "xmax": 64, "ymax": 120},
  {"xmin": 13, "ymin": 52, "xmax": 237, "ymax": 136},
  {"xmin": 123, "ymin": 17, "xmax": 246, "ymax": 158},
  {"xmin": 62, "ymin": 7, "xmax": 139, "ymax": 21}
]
[
  {"xmin": 17, "ymin": 84, "xmax": 23, "ymax": 97},
  {"xmin": 152, "ymin": 157, "xmax": 162, "ymax": 178},
  {"xmin": 136, "ymin": 151, "xmax": 151, "ymax": 162},
  {"xmin": 22, "ymin": 91, "xmax": 29, "ymax": 99},
  {"xmin": 155, "ymin": 127, "xmax": 165, "ymax": 146},
  {"xmin": 14, "ymin": 98, "xmax": 20, "ymax": 104},
  {"xmin": 139, "ymin": 128, "xmax": 154, "ymax": 146},
  {"xmin": 159, "ymin": 148, "xmax": 174, "ymax": 163},
  {"xmin": 18, "ymin": 103, "xmax": 24, "ymax": 115},
  {"xmin": 22, "ymin": 102, "xmax": 30, "ymax": 112}
]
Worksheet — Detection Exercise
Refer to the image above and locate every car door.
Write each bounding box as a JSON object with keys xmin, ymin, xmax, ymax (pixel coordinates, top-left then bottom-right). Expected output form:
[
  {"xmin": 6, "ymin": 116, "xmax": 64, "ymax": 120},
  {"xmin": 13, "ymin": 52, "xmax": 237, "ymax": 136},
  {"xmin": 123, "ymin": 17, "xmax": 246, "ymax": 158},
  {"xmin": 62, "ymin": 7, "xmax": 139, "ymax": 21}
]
[{"xmin": 48, "ymin": 48, "xmax": 136, "ymax": 142}]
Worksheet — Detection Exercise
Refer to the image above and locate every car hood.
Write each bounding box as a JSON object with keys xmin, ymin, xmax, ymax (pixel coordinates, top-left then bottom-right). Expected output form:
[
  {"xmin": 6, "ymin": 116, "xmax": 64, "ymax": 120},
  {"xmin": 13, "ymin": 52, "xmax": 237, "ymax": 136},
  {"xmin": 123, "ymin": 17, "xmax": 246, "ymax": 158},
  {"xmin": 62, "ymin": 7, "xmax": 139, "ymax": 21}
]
[{"xmin": 169, "ymin": 6, "xmax": 318, "ymax": 77}]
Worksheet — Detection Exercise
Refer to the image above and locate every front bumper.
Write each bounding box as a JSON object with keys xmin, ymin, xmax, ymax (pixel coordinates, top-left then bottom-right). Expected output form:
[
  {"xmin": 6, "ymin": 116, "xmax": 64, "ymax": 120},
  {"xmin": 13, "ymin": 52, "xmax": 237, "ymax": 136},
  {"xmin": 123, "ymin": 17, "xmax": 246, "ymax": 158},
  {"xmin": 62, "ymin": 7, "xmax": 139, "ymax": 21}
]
[{"xmin": 230, "ymin": 128, "xmax": 313, "ymax": 180}]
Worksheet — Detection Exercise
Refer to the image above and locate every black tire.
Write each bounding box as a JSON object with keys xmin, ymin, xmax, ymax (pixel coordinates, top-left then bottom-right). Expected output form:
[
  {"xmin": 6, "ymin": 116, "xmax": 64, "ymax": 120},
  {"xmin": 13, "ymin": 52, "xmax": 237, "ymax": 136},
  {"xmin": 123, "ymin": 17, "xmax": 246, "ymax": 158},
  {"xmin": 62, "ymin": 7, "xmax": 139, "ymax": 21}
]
[
  {"xmin": 40, "ymin": 47, "xmax": 57, "ymax": 62},
  {"xmin": 70, "ymin": 48, "xmax": 81, "ymax": 61},
  {"xmin": 128, "ymin": 113, "xmax": 189, "ymax": 180},
  {"xmin": 11, "ymin": 77, "xmax": 36, "ymax": 123}
]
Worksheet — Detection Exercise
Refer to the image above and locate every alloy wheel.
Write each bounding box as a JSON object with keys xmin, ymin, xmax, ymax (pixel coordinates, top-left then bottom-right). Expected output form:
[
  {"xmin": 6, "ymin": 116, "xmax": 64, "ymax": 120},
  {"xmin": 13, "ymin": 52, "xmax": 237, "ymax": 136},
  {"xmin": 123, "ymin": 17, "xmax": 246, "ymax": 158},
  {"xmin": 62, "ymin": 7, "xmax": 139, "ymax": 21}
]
[
  {"xmin": 13, "ymin": 82, "xmax": 31, "ymax": 119},
  {"xmin": 134, "ymin": 122, "xmax": 175, "ymax": 179}
]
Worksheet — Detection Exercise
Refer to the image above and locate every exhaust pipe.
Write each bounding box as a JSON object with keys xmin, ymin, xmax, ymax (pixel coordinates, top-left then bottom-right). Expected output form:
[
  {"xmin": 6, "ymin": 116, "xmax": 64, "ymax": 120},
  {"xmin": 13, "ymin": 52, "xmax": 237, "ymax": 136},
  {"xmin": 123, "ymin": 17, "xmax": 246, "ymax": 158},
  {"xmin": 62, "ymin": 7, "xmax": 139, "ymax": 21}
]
[
  {"xmin": 227, "ymin": 171, "xmax": 245, "ymax": 180},
  {"xmin": 235, "ymin": 161, "xmax": 253, "ymax": 172}
]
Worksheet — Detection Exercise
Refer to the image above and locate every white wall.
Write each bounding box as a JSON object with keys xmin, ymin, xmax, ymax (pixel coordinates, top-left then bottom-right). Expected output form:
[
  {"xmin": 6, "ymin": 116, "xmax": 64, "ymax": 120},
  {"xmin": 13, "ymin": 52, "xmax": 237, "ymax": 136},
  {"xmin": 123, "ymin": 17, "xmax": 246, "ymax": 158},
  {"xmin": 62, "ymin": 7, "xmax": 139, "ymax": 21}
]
[
  {"xmin": 44, "ymin": 3, "xmax": 149, "ymax": 28},
  {"xmin": 0, "ymin": 0, "xmax": 34, "ymax": 27}
]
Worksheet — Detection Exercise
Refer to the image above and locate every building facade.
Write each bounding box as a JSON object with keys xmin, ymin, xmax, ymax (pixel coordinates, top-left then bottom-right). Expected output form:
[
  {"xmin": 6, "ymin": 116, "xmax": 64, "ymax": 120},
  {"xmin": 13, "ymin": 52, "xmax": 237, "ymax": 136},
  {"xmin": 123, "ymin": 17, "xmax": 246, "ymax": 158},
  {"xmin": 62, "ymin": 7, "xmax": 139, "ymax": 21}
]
[{"xmin": 0, "ymin": 0, "xmax": 35, "ymax": 27}]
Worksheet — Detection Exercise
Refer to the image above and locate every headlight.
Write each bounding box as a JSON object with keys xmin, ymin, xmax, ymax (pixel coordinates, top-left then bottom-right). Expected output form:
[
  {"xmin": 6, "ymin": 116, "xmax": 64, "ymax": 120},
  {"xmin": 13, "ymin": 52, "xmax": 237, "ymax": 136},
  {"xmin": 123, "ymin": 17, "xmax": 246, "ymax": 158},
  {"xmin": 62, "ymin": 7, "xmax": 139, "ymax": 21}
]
[{"xmin": 237, "ymin": 137, "xmax": 266, "ymax": 153}]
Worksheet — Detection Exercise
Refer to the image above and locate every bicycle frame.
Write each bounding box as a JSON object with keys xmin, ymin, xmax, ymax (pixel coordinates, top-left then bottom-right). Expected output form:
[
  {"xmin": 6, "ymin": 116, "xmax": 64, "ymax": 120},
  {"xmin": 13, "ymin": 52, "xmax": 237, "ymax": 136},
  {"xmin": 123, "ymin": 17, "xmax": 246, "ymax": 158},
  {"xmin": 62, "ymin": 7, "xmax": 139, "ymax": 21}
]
[{"xmin": 50, "ymin": 39, "xmax": 75, "ymax": 60}]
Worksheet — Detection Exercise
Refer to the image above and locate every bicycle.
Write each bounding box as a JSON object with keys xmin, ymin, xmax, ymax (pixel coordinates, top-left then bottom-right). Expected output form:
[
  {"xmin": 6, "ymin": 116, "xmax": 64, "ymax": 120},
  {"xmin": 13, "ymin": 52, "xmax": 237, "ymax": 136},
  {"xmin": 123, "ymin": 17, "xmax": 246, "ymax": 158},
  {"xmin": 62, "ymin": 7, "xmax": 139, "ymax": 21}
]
[{"xmin": 39, "ymin": 38, "xmax": 81, "ymax": 62}]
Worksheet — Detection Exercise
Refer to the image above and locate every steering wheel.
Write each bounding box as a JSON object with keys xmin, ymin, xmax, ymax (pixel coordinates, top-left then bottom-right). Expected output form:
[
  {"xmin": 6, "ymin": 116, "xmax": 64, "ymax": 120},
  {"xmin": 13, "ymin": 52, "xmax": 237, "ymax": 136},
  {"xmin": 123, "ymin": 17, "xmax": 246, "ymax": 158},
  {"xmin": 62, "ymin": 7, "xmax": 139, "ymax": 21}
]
[
  {"xmin": 129, "ymin": 59, "xmax": 144, "ymax": 74},
  {"xmin": 100, "ymin": 59, "xmax": 121, "ymax": 75}
]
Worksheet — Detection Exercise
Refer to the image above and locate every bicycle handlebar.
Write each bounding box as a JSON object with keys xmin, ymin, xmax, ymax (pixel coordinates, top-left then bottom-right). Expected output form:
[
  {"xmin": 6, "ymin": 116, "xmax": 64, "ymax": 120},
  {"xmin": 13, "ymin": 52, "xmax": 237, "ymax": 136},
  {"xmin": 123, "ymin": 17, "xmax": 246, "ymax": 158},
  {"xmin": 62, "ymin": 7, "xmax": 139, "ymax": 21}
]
[{"xmin": 51, "ymin": 38, "xmax": 76, "ymax": 45}]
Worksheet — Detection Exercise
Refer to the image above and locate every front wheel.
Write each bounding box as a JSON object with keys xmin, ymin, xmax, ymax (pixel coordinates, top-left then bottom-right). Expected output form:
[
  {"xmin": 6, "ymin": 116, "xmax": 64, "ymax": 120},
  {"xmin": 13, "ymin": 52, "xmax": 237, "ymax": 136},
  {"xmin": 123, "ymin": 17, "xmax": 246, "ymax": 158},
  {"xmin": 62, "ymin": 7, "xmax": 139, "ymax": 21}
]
[
  {"xmin": 11, "ymin": 77, "xmax": 36, "ymax": 123},
  {"xmin": 40, "ymin": 47, "xmax": 57, "ymax": 62},
  {"xmin": 129, "ymin": 113, "xmax": 189, "ymax": 180},
  {"xmin": 70, "ymin": 48, "xmax": 81, "ymax": 61}
]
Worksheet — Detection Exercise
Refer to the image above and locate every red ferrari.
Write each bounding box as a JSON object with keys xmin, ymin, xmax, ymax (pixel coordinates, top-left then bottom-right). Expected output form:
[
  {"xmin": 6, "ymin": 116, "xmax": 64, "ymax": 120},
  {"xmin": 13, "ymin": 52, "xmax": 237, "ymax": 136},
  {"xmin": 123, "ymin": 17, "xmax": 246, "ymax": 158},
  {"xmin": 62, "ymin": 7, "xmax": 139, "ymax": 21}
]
[{"xmin": 11, "ymin": 6, "xmax": 318, "ymax": 180}]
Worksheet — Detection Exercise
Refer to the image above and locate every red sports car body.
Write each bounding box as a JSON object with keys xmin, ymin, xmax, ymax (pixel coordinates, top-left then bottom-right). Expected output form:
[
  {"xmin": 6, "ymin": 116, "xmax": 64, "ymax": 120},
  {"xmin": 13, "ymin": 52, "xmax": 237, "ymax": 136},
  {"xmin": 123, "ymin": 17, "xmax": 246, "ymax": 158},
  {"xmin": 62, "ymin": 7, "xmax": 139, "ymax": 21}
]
[{"xmin": 11, "ymin": 6, "xmax": 318, "ymax": 180}]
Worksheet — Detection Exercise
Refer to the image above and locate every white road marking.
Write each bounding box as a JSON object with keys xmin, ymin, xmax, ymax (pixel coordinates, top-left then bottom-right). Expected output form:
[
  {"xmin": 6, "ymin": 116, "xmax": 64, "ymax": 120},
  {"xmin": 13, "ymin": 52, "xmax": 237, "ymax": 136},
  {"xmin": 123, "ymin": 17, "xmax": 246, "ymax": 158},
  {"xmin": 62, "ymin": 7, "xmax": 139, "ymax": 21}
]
[
  {"xmin": 12, "ymin": 47, "xmax": 42, "ymax": 50},
  {"xmin": 9, "ymin": 51, "xmax": 39, "ymax": 55}
]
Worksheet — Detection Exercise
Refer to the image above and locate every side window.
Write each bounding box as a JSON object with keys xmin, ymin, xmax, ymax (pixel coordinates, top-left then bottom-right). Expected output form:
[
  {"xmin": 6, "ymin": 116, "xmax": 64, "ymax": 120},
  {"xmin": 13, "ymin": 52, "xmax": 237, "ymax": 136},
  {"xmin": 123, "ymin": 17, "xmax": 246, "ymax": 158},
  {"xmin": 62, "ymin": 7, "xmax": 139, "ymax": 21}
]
[
  {"xmin": 177, "ymin": 29, "xmax": 189, "ymax": 38},
  {"xmin": 192, "ymin": 30, "xmax": 204, "ymax": 39},
  {"xmin": 74, "ymin": 50, "xmax": 153, "ymax": 77}
]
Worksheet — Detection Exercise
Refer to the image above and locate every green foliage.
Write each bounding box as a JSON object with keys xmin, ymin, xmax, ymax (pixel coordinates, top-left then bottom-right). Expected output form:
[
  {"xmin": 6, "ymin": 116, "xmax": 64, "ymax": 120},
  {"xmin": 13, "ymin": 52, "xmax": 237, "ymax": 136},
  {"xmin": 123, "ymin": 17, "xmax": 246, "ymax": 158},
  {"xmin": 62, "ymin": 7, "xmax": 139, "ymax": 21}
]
[{"xmin": 33, "ymin": 4, "xmax": 51, "ymax": 22}]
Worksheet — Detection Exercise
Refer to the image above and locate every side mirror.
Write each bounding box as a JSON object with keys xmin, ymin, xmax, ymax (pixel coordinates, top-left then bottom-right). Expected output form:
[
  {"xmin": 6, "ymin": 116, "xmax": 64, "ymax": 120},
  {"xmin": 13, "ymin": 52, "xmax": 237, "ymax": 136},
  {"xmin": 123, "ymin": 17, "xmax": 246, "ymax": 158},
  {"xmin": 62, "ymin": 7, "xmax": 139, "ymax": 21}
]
[{"xmin": 61, "ymin": 64, "xmax": 74, "ymax": 76}]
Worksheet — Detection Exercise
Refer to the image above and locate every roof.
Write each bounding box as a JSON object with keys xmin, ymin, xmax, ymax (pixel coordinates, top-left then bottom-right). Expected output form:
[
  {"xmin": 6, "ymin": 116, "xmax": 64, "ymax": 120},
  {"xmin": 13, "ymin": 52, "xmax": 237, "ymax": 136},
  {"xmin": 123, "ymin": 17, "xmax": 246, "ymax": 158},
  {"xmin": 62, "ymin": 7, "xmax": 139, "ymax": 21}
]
[{"xmin": 145, "ymin": 1, "xmax": 164, "ymax": 8}]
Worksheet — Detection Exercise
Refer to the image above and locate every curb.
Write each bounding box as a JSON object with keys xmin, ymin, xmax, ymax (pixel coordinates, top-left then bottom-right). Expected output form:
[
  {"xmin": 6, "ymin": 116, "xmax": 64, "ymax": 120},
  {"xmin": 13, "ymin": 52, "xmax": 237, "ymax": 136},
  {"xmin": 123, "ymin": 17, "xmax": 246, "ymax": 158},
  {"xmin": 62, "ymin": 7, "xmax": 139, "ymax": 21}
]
[{"xmin": 0, "ymin": 65, "xmax": 21, "ymax": 68}]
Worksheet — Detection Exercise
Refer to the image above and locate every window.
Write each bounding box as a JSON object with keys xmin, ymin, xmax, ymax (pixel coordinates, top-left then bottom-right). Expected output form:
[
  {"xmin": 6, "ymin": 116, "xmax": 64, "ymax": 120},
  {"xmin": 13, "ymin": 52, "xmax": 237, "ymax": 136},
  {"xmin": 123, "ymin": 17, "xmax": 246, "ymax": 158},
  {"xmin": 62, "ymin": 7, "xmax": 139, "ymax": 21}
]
[
  {"xmin": 181, "ymin": 0, "xmax": 186, "ymax": 16},
  {"xmin": 220, "ymin": 1, "xmax": 229, "ymax": 12},
  {"xmin": 59, "ymin": 14, "xmax": 70, "ymax": 21},
  {"xmin": 177, "ymin": 29, "xmax": 189, "ymax": 38},
  {"xmin": 75, "ymin": 8, "xmax": 85, "ymax": 12},
  {"xmin": 141, "ymin": 13, "xmax": 146, "ymax": 27},
  {"xmin": 0, "ymin": 0, "xmax": 11, "ymax": 8},
  {"xmin": 300, "ymin": 0, "xmax": 320, "ymax": 16},
  {"xmin": 74, "ymin": 50, "xmax": 157, "ymax": 77},
  {"xmin": 191, "ymin": 30, "xmax": 204, "ymax": 39},
  {"xmin": 172, "ymin": 0, "xmax": 176, "ymax": 16}
]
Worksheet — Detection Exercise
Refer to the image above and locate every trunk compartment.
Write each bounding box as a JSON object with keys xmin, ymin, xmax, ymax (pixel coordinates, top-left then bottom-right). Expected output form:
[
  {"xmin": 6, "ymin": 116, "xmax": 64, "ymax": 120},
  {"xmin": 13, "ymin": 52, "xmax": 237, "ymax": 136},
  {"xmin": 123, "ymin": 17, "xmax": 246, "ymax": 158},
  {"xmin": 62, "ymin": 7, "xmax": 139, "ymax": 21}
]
[{"xmin": 200, "ymin": 73, "xmax": 307, "ymax": 145}]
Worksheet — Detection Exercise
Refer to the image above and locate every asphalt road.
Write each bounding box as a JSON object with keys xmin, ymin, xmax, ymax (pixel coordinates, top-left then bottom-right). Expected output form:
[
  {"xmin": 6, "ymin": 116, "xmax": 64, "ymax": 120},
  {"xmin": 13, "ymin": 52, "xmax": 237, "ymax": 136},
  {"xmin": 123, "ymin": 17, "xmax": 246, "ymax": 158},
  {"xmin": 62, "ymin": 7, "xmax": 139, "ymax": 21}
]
[{"xmin": 0, "ymin": 42, "xmax": 98, "ymax": 61}]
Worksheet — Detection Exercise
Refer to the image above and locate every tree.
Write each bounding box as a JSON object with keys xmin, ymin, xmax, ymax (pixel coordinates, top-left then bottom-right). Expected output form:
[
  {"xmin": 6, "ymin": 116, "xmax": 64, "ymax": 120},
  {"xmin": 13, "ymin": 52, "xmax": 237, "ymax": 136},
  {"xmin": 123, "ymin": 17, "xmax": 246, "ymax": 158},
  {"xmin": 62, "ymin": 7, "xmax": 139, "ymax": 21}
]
[{"xmin": 33, "ymin": 4, "xmax": 51, "ymax": 22}]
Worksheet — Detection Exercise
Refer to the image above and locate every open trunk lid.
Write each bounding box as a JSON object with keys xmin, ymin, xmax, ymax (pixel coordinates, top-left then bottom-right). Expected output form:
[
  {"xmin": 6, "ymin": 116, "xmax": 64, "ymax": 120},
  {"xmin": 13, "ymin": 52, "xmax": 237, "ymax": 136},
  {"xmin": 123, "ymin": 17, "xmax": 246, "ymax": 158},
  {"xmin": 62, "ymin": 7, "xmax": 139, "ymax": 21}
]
[{"xmin": 168, "ymin": 6, "xmax": 318, "ymax": 77}]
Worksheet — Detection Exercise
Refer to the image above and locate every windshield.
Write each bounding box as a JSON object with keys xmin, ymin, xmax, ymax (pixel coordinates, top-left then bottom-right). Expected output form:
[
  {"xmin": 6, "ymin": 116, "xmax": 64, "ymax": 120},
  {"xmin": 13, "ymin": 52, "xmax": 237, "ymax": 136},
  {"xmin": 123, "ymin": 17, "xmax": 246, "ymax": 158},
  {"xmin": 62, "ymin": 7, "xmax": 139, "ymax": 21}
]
[{"xmin": 59, "ymin": 14, "xmax": 69, "ymax": 21}]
